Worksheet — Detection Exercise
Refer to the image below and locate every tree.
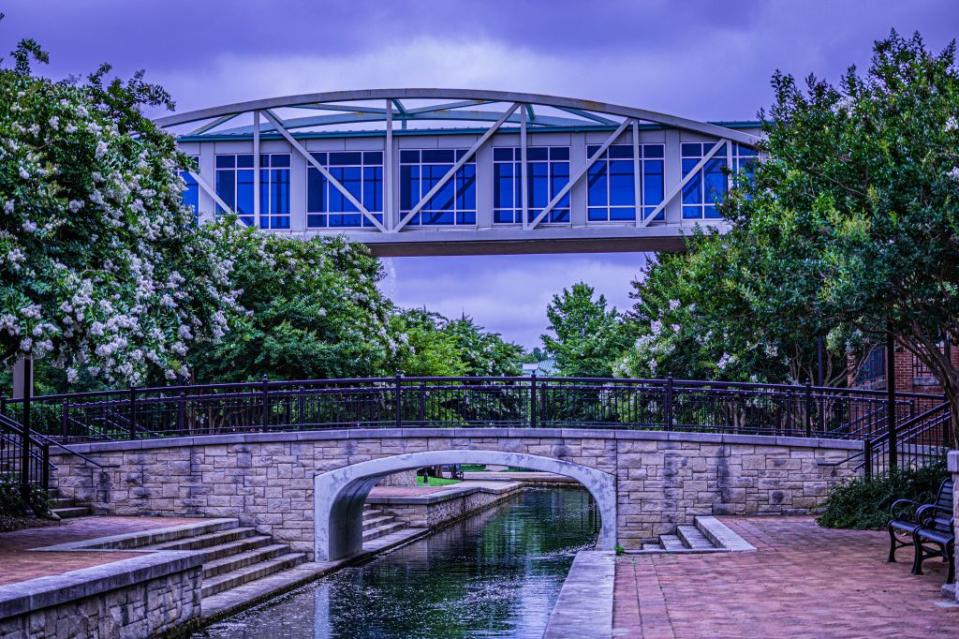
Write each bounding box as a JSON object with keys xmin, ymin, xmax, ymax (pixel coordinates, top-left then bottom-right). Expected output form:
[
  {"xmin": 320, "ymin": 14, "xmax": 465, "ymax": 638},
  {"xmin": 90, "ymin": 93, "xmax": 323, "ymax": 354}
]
[
  {"xmin": 390, "ymin": 309, "xmax": 522, "ymax": 377},
  {"xmin": 541, "ymin": 283, "xmax": 631, "ymax": 377},
  {"xmin": 0, "ymin": 34, "xmax": 235, "ymax": 386},
  {"xmin": 728, "ymin": 31, "xmax": 959, "ymax": 443},
  {"xmin": 187, "ymin": 224, "xmax": 395, "ymax": 381}
]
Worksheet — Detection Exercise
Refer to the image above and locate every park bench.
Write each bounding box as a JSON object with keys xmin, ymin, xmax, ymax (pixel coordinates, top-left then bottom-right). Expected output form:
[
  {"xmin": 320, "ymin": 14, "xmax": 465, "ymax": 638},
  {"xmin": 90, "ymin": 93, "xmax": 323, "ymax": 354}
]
[{"xmin": 888, "ymin": 478, "xmax": 954, "ymax": 583}]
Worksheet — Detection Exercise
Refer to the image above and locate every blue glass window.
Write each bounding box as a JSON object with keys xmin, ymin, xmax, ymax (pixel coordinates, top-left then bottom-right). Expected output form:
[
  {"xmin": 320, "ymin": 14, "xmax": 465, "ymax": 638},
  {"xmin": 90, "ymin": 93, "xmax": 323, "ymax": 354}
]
[
  {"xmin": 492, "ymin": 147, "xmax": 570, "ymax": 224},
  {"xmin": 180, "ymin": 163, "xmax": 199, "ymax": 223},
  {"xmin": 307, "ymin": 151, "xmax": 384, "ymax": 228},
  {"xmin": 215, "ymin": 154, "xmax": 290, "ymax": 228},
  {"xmin": 732, "ymin": 144, "xmax": 759, "ymax": 186},
  {"xmin": 586, "ymin": 144, "xmax": 664, "ymax": 222},
  {"xmin": 399, "ymin": 149, "xmax": 476, "ymax": 226},
  {"xmin": 681, "ymin": 142, "xmax": 728, "ymax": 220}
]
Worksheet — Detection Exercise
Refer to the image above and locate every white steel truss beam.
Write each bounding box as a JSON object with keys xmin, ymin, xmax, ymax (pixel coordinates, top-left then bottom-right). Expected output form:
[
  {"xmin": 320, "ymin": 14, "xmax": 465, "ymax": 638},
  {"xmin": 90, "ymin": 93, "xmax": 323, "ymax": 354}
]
[
  {"xmin": 261, "ymin": 109, "xmax": 386, "ymax": 232},
  {"xmin": 394, "ymin": 102, "xmax": 521, "ymax": 232},
  {"xmin": 638, "ymin": 139, "xmax": 726, "ymax": 228},
  {"xmin": 188, "ymin": 113, "xmax": 239, "ymax": 136},
  {"xmin": 528, "ymin": 118, "xmax": 632, "ymax": 229},
  {"xmin": 187, "ymin": 169, "xmax": 239, "ymax": 222},
  {"xmin": 405, "ymin": 99, "xmax": 494, "ymax": 114}
]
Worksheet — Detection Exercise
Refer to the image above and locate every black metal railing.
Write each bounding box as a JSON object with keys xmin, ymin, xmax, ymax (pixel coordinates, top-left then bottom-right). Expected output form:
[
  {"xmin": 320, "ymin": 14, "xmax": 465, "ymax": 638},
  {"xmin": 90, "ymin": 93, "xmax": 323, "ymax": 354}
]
[
  {"xmin": 0, "ymin": 375, "xmax": 942, "ymax": 445},
  {"xmin": 0, "ymin": 413, "xmax": 49, "ymax": 493},
  {"xmin": 862, "ymin": 402, "xmax": 952, "ymax": 478}
]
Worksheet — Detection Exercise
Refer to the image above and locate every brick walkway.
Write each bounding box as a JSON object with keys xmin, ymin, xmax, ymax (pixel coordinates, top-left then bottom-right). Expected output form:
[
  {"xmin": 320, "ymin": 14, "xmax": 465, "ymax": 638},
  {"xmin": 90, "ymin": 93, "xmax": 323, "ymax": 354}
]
[
  {"xmin": 0, "ymin": 515, "xmax": 202, "ymax": 586},
  {"xmin": 614, "ymin": 517, "xmax": 958, "ymax": 638}
]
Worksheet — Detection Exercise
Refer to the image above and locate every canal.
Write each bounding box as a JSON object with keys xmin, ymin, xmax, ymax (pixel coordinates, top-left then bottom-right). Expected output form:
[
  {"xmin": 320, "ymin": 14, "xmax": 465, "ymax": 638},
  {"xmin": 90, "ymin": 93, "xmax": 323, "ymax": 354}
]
[{"xmin": 195, "ymin": 487, "xmax": 599, "ymax": 638}]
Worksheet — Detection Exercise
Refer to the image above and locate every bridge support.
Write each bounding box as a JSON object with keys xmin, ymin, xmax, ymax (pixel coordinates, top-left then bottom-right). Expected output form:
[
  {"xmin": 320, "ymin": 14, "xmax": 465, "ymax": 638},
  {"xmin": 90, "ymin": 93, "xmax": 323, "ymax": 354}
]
[{"xmin": 314, "ymin": 450, "xmax": 617, "ymax": 561}]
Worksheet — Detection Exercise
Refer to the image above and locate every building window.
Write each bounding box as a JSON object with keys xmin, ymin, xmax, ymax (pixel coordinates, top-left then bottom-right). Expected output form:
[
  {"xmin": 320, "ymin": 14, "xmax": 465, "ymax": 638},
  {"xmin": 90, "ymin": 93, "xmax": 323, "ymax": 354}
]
[
  {"xmin": 492, "ymin": 146, "xmax": 570, "ymax": 224},
  {"xmin": 180, "ymin": 161, "xmax": 199, "ymax": 222},
  {"xmin": 307, "ymin": 152, "xmax": 383, "ymax": 228},
  {"xmin": 586, "ymin": 144, "xmax": 665, "ymax": 222},
  {"xmin": 215, "ymin": 154, "xmax": 290, "ymax": 229},
  {"xmin": 732, "ymin": 143, "xmax": 759, "ymax": 183},
  {"xmin": 400, "ymin": 149, "xmax": 476, "ymax": 226},
  {"xmin": 681, "ymin": 142, "xmax": 727, "ymax": 220},
  {"xmin": 913, "ymin": 341, "xmax": 945, "ymax": 386}
]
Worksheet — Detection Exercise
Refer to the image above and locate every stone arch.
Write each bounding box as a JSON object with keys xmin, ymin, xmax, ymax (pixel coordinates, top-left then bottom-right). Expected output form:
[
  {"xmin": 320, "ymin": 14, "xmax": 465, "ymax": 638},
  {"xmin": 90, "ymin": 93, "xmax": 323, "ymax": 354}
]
[{"xmin": 314, "ymin": 450, "xmax": 617, "ymax": 561}]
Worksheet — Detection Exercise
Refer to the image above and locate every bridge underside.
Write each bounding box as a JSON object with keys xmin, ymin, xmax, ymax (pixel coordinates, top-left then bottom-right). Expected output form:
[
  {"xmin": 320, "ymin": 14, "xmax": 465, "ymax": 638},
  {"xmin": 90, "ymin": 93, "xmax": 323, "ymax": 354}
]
[
  {"xmin": 349, "ymin": 225, "xmax": 694, "ymax": 256},
  {"xmin": 314, "ymin": 449, "xmax": 617, "ymax": 561}
]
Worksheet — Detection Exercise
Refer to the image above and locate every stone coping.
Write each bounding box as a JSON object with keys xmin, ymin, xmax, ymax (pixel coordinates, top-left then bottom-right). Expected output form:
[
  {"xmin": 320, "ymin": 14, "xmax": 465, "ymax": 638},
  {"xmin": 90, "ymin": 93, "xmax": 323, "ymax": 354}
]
[
  {"xmin": 366, "ymin": 481, "xmax": 522, "ymax": 505},
  {"xmin": 53, "ymin": 428, "xmax": 863, "ymax": 456},
  {"xmin": 36, "ymin": 518, "xmax": 239, "ymax": 552},
  {"xmin": 543, "ymin": 551, "xmax": 614, "ymax": 639},
  {"xmin": 948, "ymin": 450, "xmax": 959, "ymax": 473},
  {"xmin": 0, "ymin": 551, "xmax": 202, "ymax": 620}
]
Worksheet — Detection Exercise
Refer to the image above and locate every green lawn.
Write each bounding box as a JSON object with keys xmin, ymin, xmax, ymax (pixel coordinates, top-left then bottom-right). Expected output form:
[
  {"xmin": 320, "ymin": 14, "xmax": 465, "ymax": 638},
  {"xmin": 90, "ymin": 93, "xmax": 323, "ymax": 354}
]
[{"xmin": 416, "ymin": 476, "xmax": 461, "ymax": 487}]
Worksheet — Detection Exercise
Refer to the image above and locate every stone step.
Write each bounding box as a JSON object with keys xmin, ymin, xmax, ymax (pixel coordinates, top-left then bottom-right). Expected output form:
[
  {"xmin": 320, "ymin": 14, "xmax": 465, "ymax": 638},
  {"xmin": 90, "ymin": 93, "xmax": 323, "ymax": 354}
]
[
  {"xmin": 48, "ymin": 497, "xmax": 75, "ymax": 509},
  {"xmin": 362, "ymin": 514, "xmax": 397, "ymax": 530},
  {"xmin": 203, "ymin": 544, "xmax": 290, "ymax": 579},
  {"xmin": 642, "ymin": 542, "xmax": 665, "ymax": 551},
  {"xmin": 147, "ymin": 527, "xmax": 259, "ymax": 553},
  {"xmin": 52, "ymin": 506, "xmax": 92, "ymax": 519},
  {"xmin": 201, "ymin": 553, "xmax": 307, "ymax": 598},
  {"xmin": 167, "ymin": 534, "xmax": 273, "ymax": 564},
  {"xmin": 659, "ymin": 534, "xmax": 685, "ymax": 552},
  {"xmin": 362, "ymin": 521, "xmax": 406, "ymax": 542},
  {"xmin": 677, "ymin": 525, "xmax": 715, "ymax": 550}
]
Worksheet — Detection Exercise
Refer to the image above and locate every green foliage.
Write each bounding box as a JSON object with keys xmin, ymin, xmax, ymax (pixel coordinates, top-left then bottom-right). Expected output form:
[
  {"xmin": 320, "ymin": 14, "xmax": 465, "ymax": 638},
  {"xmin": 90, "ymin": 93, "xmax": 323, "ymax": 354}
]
[
  {"xmin": 622, "ymin": 31, "xmax": 959, "ymax": 406},
  {"xmin": 0, "ymin": 32, "xmax": 235, "ymax": 386},
  {"xmin": 187, "ymin": 223, "xmax": 394, "ymax": 381},
  {"xmin": 0, "ymin": 473, "xmax": 47, "ymax": 517},
  {"xmin": 391, "ymin": 309, "xmax": 522, "ymax": 378},
  {"xmin": 542, "ymin": 283, "xmax": 632, "ymax": 377},
  {"xmin": 817, "ymin": 461, "xmax": 948, "ymax": 529}
]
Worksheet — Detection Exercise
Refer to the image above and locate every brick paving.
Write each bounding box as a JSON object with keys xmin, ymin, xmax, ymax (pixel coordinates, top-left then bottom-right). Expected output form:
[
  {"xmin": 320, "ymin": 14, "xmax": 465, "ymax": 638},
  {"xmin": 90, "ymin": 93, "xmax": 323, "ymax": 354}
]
[
  {"xmin": 613, "ymin": 517, "xmax": 958, "ymax": 638},
  {"xmin": 0, "ymin": 515, "xmax": 202, "ymax": 586}
]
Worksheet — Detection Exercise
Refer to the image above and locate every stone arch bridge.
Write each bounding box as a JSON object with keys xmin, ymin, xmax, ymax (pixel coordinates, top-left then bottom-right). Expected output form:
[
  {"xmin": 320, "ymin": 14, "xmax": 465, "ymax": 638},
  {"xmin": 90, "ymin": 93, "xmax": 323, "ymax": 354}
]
[{"xmin": 51, "ymin": 427, "xmax": 858, "ymax": 559}]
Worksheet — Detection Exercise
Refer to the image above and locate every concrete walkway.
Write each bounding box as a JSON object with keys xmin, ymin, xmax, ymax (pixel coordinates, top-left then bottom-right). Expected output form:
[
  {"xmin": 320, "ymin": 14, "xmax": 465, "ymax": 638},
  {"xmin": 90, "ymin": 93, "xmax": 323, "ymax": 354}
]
[{"xmin": 613, "ymin": 517, "xmax": 958, "ymax": 638}]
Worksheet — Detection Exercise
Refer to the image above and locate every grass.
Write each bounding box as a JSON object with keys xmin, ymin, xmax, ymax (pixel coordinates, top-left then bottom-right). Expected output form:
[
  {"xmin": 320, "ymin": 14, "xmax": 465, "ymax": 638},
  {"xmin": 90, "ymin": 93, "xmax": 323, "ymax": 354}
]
[{"xmin": 416, "ymin": 476, "xmax": 461, "ymax": 487}]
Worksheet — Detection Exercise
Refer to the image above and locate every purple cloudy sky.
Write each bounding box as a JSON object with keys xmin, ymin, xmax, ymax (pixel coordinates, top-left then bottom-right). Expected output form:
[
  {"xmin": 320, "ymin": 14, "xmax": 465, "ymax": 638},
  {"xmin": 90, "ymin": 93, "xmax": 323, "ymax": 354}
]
[{"xmin": 3, "ymin": 1, "xmax": 957, "ymax": 348}]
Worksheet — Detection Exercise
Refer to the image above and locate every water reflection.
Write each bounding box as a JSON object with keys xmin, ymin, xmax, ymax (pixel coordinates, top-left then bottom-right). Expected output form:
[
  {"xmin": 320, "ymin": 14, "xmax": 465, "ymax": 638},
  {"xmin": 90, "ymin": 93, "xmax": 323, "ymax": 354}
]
[{"xmin": 196, "ymin": 488, "xmax": 598, "ymax": 639}]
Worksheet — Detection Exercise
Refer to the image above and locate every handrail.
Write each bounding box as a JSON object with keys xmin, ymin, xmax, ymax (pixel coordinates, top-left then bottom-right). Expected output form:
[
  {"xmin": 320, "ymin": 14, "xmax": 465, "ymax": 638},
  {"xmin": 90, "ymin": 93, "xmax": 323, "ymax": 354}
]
[{"xmin": 0, "ymin": 413, "xmax": 101, "ymax": 470}]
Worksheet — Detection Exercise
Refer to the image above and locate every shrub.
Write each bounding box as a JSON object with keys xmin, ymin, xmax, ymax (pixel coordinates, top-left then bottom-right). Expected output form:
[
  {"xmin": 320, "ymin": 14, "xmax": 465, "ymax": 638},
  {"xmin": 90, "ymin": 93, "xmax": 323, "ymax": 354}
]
[
  {"xmin": 0, "ymin": 473, "xmax": 48, "ymax": 518},
  {"xmin": 817, "ymin": 461, "xmax": 949, "ymax": 529}
]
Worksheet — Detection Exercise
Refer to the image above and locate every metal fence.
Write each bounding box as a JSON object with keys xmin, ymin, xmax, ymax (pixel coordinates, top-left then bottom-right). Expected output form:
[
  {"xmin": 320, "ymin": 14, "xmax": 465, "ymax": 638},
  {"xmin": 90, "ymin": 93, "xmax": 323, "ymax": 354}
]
[
  {"xmin": 0, "ymin": 375, "xmax": 941, "ymax": 443},
  {"xmin": 863, "ymin": 402, "xmax": 952, "ymax": 477},
  {"xmin": 0, "ymin": 413, "xmax": 49, "ymax": 494}
]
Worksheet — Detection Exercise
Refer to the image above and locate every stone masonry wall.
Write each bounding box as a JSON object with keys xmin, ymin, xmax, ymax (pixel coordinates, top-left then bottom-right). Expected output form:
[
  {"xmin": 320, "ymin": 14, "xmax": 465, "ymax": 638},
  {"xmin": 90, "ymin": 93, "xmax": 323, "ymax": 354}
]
[
  {"xmin": 53, "ymin": 429, "xmax": 859, "ymax": 556},
  {"xmin": 0, "ymin": 561, "xmax": 200, "ymax": 639},
  {"xmin": 369, "ymin": 485, "xmax": 522, "ymax": 528}
]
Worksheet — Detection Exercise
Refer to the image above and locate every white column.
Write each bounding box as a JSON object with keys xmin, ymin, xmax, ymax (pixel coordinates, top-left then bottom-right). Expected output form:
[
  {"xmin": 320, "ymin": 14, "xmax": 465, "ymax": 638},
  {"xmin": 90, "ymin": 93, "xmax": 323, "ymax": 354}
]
[{"xmin": 253, "ymin": 110, "xmax": 261, "ymax": 229}]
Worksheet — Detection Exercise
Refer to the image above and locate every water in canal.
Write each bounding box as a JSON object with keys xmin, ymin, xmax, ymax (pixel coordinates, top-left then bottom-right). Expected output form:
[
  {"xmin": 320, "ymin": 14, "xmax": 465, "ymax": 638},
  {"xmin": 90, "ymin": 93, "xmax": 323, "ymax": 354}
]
[{"xmin": 196, "ymin": 487, "xmax": 599, "ymax": 639}]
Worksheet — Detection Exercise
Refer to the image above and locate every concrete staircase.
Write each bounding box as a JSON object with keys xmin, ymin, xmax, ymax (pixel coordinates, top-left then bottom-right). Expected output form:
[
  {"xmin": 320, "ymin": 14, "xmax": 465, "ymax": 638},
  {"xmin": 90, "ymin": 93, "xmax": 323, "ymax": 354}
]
[
  {"xmin": 139, "ymin": 521, "xmax": 308, "ymax": 599},
  {"xmin": 47, "ymin": 487, "xmax": 93, "ymax": 519},
  {"xmin": 639, "ymin": 516, "xmax": 755, "ymax": 553},
  {"xmin": 362, "ymin": 505, "xmax": 407, "ymax": 544}
]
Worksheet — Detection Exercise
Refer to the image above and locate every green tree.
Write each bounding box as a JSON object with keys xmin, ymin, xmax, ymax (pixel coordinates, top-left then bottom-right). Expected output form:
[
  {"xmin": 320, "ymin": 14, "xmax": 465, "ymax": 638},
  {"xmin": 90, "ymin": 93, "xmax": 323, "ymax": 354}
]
[
  {"xmin": 0, "ymin": 33, "xmax": 235, "ymax": 387},
  {"xmin": 541, "ymin": 283, "xmax": 631, "ymax": 377},
  {"xmin": 187, "ymin": 224, "xmax": 395, "ymax": 381},
  {"xmin": 390, "ymin": 309, "xmax": 522, "ymax": 377},
  {"xmin": 726, "ymin": 31, "xmax": 959, "ymax": 440}
]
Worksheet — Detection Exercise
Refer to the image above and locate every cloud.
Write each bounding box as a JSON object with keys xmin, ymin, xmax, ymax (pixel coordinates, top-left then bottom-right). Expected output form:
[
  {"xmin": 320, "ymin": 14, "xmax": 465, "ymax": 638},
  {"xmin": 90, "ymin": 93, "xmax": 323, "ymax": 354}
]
[{"xmin": 382, "ymin": 254, "xmax": 647, "ymax": 349}]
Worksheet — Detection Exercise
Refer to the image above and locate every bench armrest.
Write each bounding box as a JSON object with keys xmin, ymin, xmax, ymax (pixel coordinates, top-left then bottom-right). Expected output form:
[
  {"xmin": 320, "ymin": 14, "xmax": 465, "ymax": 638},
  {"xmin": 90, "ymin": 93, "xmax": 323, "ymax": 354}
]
[
  {"xmin": 916, "ymin": 504, "xmax": 955, "ymax": 527},
  {"xmin": 889, "ymin": 498, "xmax": 920, "ymax": 518}
]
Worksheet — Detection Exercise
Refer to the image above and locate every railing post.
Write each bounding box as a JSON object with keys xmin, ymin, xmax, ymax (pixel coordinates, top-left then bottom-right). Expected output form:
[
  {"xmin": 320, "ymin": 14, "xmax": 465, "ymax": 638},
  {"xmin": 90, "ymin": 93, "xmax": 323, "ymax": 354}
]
[
  {"xmin": 418, "ymin": 383, "xmax": 426, "ymax": 423},
  {"xmin": 20, "ymin": 357, "xmax": 33, "ymax": 499},
  {"xmin": 864, "ymin": 436, "xmax": 873, "ymax": 480},
  {"xmin": 297, "ymin": 386, "xmax": 305, "ymax": 430},
  {"xmin": 261, "ymin": 376, "xmax": 270, "ymax": 429},
  {"xmin": 394, "ymin": 374, "xmax": 403, "ymax": 429},
  {"xmin": 40, "ymin": 443, "xmax": 49, "ymax": 492},
  {"xmin": 885, "ymin": 329, "xmax": 897, "ymax": 471},
  {"xmin": 665, "ymin": 375, "xmax": 674, "ymax": 431},
  {"xmin": 529, "ymin": 372, "xmax": 538, "ymax": 428},
  {"xmin": 805, "ymin": 382, "xmax": 813, "ymax": 437},
  {"xmin": 128, "ymin": 386, "xmax": 137, "ymax": 441}
]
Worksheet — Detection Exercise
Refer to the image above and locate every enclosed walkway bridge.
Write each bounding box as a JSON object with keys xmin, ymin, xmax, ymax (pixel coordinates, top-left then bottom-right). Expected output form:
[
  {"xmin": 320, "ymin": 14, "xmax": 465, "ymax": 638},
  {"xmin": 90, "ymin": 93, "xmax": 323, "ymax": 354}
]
[{"xmin": 157, "ymin": 89, "xmax": 761, "ymax": 255}]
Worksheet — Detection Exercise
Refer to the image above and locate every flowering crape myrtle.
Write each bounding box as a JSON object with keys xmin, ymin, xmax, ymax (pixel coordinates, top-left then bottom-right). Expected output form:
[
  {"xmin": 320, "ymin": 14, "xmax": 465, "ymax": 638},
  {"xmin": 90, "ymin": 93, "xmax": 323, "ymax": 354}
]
[{"xmin": 0, "ymin": 38, "xmax": 237, "ymax": 385}]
